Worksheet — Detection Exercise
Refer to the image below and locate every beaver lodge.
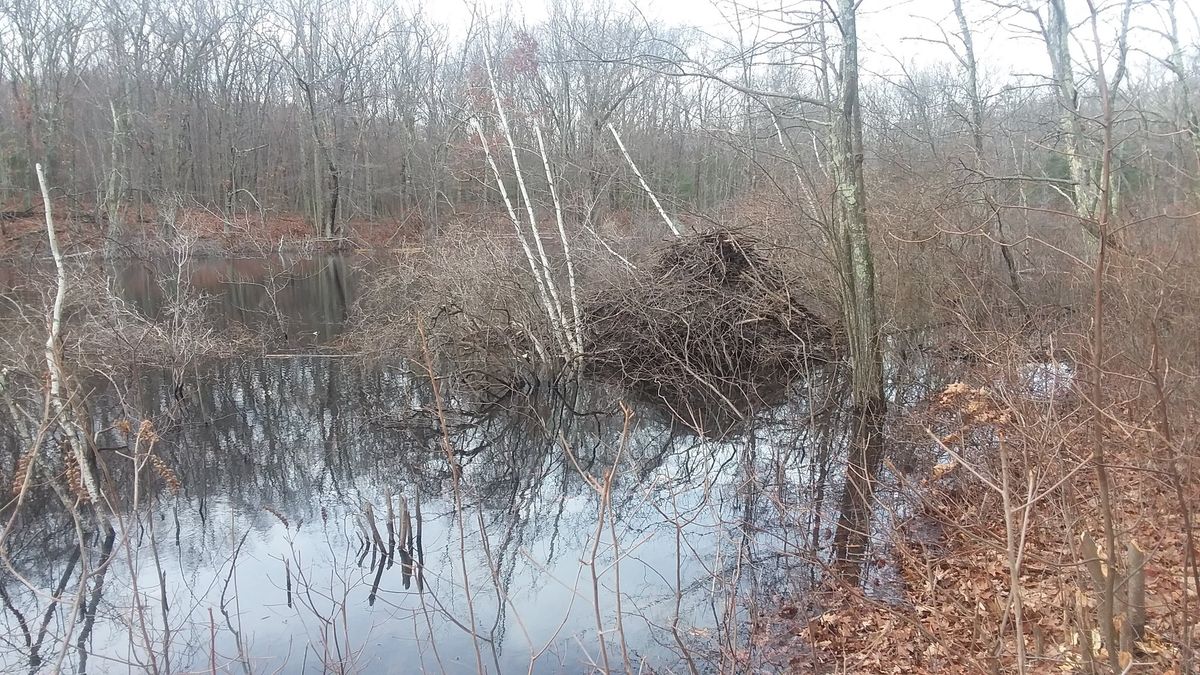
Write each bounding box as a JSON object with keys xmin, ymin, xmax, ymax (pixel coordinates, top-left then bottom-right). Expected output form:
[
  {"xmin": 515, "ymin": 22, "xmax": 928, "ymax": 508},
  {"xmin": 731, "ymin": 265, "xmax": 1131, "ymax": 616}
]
[{"xmin": 583, "ymin": 229, "xmax": 837, "ymax": 417}]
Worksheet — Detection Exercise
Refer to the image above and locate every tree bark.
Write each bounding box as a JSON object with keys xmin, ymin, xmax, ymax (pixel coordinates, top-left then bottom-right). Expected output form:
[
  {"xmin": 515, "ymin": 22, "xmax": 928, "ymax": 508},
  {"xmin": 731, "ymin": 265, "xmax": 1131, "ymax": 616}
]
[
  {"xmin": 1046, "ymin": 0, "xmax": 1106, "ymax": 246},
  {"xmin": 830, "ymin": 0, "xmax": 886, "ymax": 581},
  {"xmin": 37, "ymin": 164, "xmax": 105, "ymax": 509}
]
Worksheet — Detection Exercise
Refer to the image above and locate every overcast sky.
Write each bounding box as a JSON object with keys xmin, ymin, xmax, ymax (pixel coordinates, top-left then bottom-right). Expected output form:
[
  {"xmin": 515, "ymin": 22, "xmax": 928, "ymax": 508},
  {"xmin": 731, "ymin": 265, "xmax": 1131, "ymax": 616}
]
[{"xmin": 424, "ymin": 0, "xmax": 1198, "ymax": 90}]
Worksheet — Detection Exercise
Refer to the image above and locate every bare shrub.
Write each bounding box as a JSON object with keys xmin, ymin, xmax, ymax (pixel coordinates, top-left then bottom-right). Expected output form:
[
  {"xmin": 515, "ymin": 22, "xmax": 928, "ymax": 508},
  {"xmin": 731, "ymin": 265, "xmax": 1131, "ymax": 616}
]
[{"xmin": 348, "ymin": 229, "xmax": 560, "ymax": 376}]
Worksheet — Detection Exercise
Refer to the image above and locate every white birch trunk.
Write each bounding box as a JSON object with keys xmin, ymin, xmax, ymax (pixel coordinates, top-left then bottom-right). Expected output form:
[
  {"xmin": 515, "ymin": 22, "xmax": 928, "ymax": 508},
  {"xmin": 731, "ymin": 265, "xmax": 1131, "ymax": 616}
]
[
  {"xmin": 607, "ymin": 123, "xmax": 681, "ymax": 238},
  {"xmin": 472, "ymin": 119, "xmax": 557, "ymax": 362},
  {"xmin": 481, "ymin": 43, "xmax": 574, "ymax": 359},
  {"xmin": 1047, "ymin": 0, "xmax": 1103, "ymax": 243},
  {"xmin": 105, "ymin": 101, "xmax": 123, "ymax": 249},
  {"xmin": 37, "ymin": 163, "xmax": 105, "ymax": 507},
  {"xmin": 534, "ymin": 123, "xmax": 583, "ymax": 356},
  {"xmin": 1166, "ymin": 0, "xmax": 1200, "ymax": 192}
]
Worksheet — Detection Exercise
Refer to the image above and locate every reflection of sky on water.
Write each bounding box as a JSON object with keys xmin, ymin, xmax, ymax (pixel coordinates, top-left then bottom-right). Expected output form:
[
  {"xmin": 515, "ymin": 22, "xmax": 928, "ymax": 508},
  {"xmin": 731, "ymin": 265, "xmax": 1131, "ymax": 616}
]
[
  {"xmin": 2, "ymin": 349, "xmax": 849, "ymax": 673},
  {"xmin": 0, "ymin": 255, "xmax": 955, "ymax": 673}
]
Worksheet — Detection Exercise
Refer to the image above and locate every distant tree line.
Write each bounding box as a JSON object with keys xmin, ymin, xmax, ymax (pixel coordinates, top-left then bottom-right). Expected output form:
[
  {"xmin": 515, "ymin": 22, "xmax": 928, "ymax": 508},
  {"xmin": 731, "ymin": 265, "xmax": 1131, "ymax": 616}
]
[{"xmin": 0, "ymin": 0, "xmax": 1195, "ymax": 248}]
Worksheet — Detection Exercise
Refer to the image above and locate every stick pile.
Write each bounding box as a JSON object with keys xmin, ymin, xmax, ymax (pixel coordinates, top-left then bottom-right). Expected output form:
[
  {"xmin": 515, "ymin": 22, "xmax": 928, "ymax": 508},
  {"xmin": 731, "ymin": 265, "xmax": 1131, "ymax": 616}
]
[{"xmin": 583, "ymin": 230, "xmax": 836, "ymax": 412}]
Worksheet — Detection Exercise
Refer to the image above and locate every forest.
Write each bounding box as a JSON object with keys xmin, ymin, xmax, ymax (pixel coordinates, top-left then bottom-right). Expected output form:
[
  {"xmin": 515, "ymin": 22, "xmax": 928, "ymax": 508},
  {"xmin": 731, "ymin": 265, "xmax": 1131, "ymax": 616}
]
[{"xmin": 0, "ymin": 0, "xmax": 1198, "ymax": 672}]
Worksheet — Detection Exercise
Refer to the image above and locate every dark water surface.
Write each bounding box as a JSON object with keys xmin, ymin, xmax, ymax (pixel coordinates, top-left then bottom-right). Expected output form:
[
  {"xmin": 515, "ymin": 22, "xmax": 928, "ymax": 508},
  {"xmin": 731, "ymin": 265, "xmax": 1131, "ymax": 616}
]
[
  {"xmin": 0, "ymin": 255, "xmax": 888, "ymax": 674},
  {"xmin": 113, "ymin": 254, "xmax": 361, "ymax": 345}
]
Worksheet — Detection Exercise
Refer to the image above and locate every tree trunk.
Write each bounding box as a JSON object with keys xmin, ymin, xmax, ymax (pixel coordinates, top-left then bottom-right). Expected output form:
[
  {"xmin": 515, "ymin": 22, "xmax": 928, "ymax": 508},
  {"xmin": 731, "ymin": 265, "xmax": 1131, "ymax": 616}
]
[
  {"xmin": 1047, "ymin": 0, "xmax": 1106, "ymax": 246},
  {"xmin": 830, "ymin": 0, "xmax": 886, "ymax": 582},
  {"xmin": 104, "ymin": 101, "xmax": 124, "ymax": 253},
  {"xmin": 1166, "ymin": 0, "xmax": 1200, "ymax": 196},
  {"xmin": 953, "ymin": 0, "xmax": 1025, "ymax": 309},
  {"xmin": 326, "ymin": 155, "xmax": 340, "ymax": 238}
]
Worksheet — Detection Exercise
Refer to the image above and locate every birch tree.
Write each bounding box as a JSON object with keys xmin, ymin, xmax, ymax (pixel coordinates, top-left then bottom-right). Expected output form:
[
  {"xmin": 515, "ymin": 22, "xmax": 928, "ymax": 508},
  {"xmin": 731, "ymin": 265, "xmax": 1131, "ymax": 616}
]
[
  {"xmin": 37, "ymin": 164, "xmax": 106, "ymax": 509},
  {"xmin": 1029, "ymin": 0, "xmax": 1130, "ymax": 247},
  {"xmin": 1044, "ymin": 0, "xmax": 1102, "ymax": 239}
]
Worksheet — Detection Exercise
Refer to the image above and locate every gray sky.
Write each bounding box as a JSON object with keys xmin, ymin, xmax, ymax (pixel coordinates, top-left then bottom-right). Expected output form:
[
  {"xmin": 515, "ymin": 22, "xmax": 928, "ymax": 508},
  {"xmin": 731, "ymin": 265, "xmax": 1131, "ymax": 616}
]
[{"xmin": 426, "ymin": 0, "xmax": 1198, "ymax": 89}]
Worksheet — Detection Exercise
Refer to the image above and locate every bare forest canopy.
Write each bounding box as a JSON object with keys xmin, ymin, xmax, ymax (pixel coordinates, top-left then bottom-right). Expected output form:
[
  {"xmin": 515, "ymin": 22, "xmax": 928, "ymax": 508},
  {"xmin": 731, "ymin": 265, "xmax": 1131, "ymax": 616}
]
[{"xmin": 0, "ymin": 0, "xmax": 1196, "ymax": 245}]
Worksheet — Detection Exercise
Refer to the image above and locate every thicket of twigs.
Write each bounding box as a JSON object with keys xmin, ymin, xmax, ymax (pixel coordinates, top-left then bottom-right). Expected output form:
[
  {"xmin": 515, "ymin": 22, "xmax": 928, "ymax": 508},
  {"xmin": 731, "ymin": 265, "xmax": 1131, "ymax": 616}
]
[
  {"xmin": 347, "ymin": 228, "xmax": 562, "ymax": 372},
  {"xmin": 582, "ymin": 229, "xmax": 836, "ymax": 413}
]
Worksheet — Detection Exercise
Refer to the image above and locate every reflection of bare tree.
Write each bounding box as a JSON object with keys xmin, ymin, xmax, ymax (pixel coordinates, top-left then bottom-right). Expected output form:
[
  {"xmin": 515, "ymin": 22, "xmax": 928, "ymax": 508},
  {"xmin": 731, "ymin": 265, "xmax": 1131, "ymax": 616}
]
[
  {"xmin": 111, "ymin": 254, "xmax": 361, "ymax": 348},
  {"xmin": 0, "ymin": 523, "xmax": 115, "ymax": 675},
  {"xmin": 1, "ymin": 347, "xmax": 878, "ymax": 672},
  {"xmin": 74, "ymin": 527, "xmax": 116, "ymax": 675},
  {"xmin": 27, "ymin": 542, "xmax": 80, "ymax": 672}
]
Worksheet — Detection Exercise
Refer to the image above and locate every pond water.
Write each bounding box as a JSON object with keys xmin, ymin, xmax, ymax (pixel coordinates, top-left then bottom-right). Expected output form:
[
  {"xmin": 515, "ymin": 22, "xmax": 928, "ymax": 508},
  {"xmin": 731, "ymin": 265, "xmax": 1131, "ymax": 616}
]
[
  {"xmin": 112, "ymin": 254, "xmax": 361, "ymax": 346},
  {"xmin": 0, "ymin": 254, "xmax": 922, "ymax": 674}
]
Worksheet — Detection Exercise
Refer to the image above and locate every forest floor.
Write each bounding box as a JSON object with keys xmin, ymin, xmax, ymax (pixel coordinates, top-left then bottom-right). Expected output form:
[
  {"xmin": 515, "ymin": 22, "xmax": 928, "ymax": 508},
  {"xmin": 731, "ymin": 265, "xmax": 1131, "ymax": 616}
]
[{"xmin": 751, "ymin": 380, "xmax": 1199, "ymax": 674}]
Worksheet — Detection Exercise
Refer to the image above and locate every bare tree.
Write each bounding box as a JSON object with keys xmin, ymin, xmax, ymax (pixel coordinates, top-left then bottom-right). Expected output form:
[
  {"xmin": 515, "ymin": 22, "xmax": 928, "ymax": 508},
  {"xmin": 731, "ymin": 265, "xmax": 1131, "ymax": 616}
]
[
  {"xmin": 1162, "ymin": 0, "xmax": 1200, "ymax": 187},
  {"xmin": 828, "ymin": 0, "xmax": 886, "ymax": 578},
  {"xmin": 951, "ymin": 0, "xmax": 1025, "ymax": 307}
]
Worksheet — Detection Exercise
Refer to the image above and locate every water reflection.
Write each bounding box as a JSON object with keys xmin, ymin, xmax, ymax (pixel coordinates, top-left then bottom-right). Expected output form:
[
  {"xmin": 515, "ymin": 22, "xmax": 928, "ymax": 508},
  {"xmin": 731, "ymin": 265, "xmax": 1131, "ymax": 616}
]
[
  {"xmin": 112, "ymin": 255, "xmax": 359, "ymax": 346},
  {"xmin": 0, "ymin": 255, "xmax": 917, "ymax": 674},
  {"xmin": 2, "ymin": 352, "xmax": 863, "ymax": 673}
]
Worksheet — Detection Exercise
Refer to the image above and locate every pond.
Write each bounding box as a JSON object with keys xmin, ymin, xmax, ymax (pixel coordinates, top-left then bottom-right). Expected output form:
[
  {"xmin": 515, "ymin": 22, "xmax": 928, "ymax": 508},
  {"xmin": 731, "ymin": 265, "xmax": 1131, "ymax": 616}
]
[{"xmin": 0, "ymin": 254, "xmax": 921, "ymax": 674}]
